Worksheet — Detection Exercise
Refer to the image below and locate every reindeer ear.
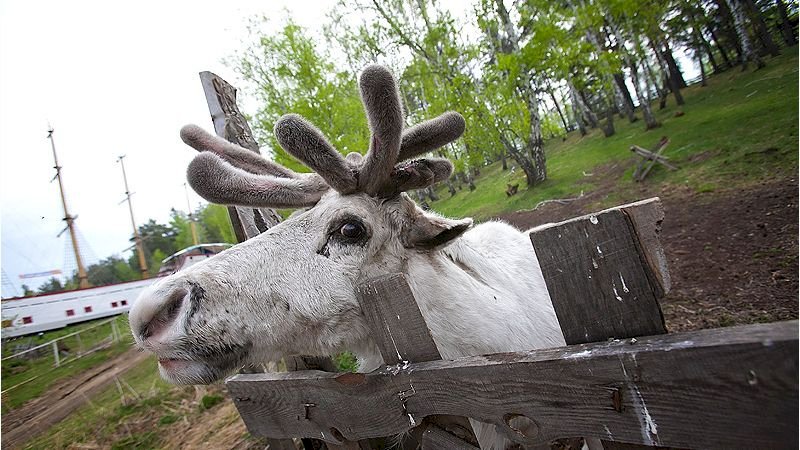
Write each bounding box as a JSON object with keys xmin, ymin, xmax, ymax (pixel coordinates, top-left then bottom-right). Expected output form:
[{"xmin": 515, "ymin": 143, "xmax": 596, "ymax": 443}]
[{"xmin": 400, "ymin": 196, "xmax": 472, "ymax": 249}]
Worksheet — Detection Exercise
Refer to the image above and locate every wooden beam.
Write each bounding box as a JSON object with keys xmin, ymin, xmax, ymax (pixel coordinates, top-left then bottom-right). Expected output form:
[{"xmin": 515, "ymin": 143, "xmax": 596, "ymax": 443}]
[
  {"xmin": 356, "ymin": 274, "xmax": 479, "ymax": 448},
  {"xmin": 227, "ymin": 321, "xmax": 798, "ymax": 449},
  {"xmin": 356, "ymin": 274, "xmax": 443, "ymax": 364},
  {"xmin": 532, "ymin": 198, "xmax": 670, "ymax": 450},
  {"xmin": 529, "ymin": 198, "xmax": 668, "ymax": 344},
  {"xmin": 198, "ymin": 71, "xmax": 282, "ymax": 241}
]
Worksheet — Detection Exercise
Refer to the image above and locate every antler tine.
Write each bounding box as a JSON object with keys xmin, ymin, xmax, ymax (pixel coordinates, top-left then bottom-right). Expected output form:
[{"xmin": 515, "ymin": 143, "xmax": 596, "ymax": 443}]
[
  {"xmin": 187, "ymin": 152, "xmax": 328, "ymax": 209},
  {"xmin": 398, "ymin": 111, "xmax": 466, "ymax": 161},
  {"xmin": 273, "ymin": 114, "xmax": 358, "ymax": 194},
  {"xmin": 377, "ymin": 158, "xmax": 454, "ymax": 197},
  {"xmin": 358, "ymin": 65, "xmax": 404, "ymax": 195},
  {"xmin": 180, "ymin": 124, "xmax": 298, "ymax": 179}
]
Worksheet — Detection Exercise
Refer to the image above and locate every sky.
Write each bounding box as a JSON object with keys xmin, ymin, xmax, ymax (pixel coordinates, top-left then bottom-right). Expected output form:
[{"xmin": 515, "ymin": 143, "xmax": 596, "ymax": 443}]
[{"xmin": 0, "ymin": 0, "xmax": 334, "ymax": 296}]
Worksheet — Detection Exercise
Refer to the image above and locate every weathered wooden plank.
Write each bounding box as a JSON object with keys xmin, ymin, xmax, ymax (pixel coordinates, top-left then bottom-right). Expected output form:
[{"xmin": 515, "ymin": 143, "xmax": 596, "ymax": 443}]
[
  {"xmin": 356, "ymin": 274, "xmax": 479, "ymax": 448},
  {"xmin": 419, "ymin": 423, "xmax": 480, "ymax": 450},
  {"xmin": 529, "ymin": 198, "xmax": 667, "ymax": 344},
  {"xmin": 356, "ymin": 274, "xmax": 442, "ymax": 364},
  {"xmin": 227, "ymin": 321, "xmax": 798, "ymax": 449},
  {"xmin": 198, "ymin": 71, "xmax": 282, "ymax": 242}
]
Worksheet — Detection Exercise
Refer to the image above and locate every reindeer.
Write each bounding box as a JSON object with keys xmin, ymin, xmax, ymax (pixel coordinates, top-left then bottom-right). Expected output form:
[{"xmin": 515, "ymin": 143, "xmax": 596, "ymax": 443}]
[{"xmin": 129, "ymin": 65, "xmax": 565, "ymax": 448}]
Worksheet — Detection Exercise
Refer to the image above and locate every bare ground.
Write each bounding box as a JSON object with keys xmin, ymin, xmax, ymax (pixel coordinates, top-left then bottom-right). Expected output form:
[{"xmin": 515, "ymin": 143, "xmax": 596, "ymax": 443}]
[{"xmin": 497, "ymin": 169, "xmax": 798, "ymax": 332}]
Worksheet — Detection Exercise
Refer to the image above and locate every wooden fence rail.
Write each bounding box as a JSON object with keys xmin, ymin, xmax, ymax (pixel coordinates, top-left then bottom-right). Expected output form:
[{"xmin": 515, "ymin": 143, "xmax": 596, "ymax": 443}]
[{"xmin": 228, "ymin": 320, "xmax": 797, "ymax": 449}]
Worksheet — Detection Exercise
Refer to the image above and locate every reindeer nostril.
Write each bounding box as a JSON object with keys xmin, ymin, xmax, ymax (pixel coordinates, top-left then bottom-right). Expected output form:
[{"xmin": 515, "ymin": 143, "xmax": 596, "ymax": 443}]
[{"xmin": 142, "ymin": 287, "xmax": 187, "ymax": 340}]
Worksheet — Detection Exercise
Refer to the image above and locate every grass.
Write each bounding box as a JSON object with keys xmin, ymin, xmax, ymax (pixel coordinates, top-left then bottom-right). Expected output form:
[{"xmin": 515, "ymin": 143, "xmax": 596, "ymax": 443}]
[
  {"xmin": 23, "ymin": 353, "xmax": 174, "ymax": 449},
  {"xmin": 430, "ymin": 50, "xmax": 798, "ymax": 220},
  {"xmin": 2, "ymin": 315, "xmax": 134, "ymax": 411}
]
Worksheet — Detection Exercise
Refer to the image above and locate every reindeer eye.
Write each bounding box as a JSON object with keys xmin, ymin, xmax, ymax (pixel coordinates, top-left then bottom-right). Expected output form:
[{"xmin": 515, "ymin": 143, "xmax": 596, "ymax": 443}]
[{"xmin": 339, "ymin": 222, "xmax": 365, "ymax": 239}]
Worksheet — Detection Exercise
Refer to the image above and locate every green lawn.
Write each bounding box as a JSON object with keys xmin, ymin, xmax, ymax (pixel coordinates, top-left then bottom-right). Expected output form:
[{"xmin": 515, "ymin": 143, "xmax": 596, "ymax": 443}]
[{"xmin": 431, "ymin": 50, "xmax": 798, "ymax": 220}]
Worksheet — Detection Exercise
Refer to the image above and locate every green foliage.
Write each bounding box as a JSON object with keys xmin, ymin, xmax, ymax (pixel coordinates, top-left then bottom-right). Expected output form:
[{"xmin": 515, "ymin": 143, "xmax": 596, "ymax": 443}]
[
  {"xmin": 233, "ymin": 19, "xmax": 369, "ymax": 170},
  {"xmin": 200, "ymin": 394, "xmax": 224, "ymax": 410},
  {"xmin": 36, "ymin": 277, "xmax": 63, "ymax": 294},
  {"xmin": 158, "ymin": 414, "xmax": 179, "ymax": 426},
  {"xmin": 333, "ymin": 352, "xmax": 359, "ymax": 372},
  {"xmin": 198, "ymin": 204, "xmax": 237, "ymax": 244}
]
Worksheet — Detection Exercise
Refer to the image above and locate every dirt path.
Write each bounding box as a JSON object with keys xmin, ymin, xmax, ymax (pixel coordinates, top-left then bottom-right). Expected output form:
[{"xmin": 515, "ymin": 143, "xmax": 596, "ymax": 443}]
[
  {"xmin": 1, "ymin": 347, "xmax": 150, "ymax": 450},
  {"xmin": 497, "ymin": 176, "xmax": 798, "ymax": 332}
]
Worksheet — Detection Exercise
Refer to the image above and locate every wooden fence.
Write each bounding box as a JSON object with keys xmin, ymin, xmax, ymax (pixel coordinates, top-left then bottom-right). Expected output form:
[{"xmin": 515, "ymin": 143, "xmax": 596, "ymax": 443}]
[{"xmin": 194, "ymin": 74, "xmax": 798, "ymax": 450}]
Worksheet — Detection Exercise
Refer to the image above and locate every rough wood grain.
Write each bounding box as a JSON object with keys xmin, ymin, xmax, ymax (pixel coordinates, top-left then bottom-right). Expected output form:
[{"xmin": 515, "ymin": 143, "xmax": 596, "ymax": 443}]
[
  {"xmin": 227, "ymin": 321, "xmax": 798, "ymax": 449},
  {"xmin": 356, "ymin": 274, "xmax": 479, "ymax": 448},
  {"xmin": 532, "ymin": 200, "xmax": 670, "ymax": 450},
  {"xmin": 529, "ymin": 198, "xmax": 667, "ymax": 344},
  {"xmin": 419, "ymin": 423, "xmax": 480, "ymax": 450},
  {"xmin": 198, "ymin": 71, "xmax": 282, "ymax": 241},
  {"xmin": 356, "ymin": 274, "xmax": 442, "ymax": 364}
]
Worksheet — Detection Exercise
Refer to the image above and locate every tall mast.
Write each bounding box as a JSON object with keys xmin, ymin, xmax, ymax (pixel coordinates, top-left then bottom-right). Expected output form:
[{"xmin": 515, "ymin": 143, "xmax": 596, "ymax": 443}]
[
  {"xmin": 47, "ymin": 127, "xmax": 91, "ymax": 289},
  {"xmin": 184, "ymin": 183, "xmax": 199, "ymax": 246},
  {"xmin": 117, "ymin": 155, "xmax": 149, "ymax": 278}
]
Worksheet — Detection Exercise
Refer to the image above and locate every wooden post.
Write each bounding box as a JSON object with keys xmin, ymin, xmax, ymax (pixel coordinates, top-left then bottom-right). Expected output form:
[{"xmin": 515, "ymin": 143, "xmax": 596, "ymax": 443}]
[
  {"xmin": 357, "ymin": 274, "xmax": 479, "ymax": 449},
  {"xmin": 52, "ymin": 341, "xmax": 60, "ymax": 367},
  {"xmin": 198, "ymin": 71, "xmax": 282, "ymax": 241},
  {"xmin": 530, "ymin": 198, "xmax": 668, "ymax": 450}
]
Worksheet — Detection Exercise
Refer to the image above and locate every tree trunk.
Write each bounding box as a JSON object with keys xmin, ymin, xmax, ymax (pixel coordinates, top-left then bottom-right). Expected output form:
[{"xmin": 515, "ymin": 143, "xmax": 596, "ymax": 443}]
[
  {"xmin": 743, "ymin": 0, "xmax": 780, "ymax": 56},
  {"xmin": 775, "ymin": 0, "xmax": 797, "ymax": 46},
  {"xmin": 650, "ymin": 38, "xmax": 685, "ymax": 105},
  {"xmin": 586, "ymin": 29, "xmax": 635, "ymax": 123},
  {"xmin": 602, "ymin": 99, "xmax": 616, "ymax": 137},
  {"xmin": 425, "ymin": 186, "xmax": 439, "ymax": 201},
  {"xmin": 697, "ymin": 47, "xmax": 708, "ymax": 86},
  {"xmin": 726, "ymin": 0, "xmax": 766, "ymax": 69},
  {"xmin": 570, "ymin": 91, "xmax": 588, "ymax": 136},
  {"xmin": 707, "ymin": 24, "xmax": 734, "ymax": 69},
  {"xmin": 642, "ymin": 56, "xmax": 668, "ymax": 109},
  {"xmin": 548, "ymin": 83, "xmax": 570, "ymax": 134},
  {"xmin": 500, "ymin": 151, "xmax": 508, "ymax": 170},
  {"xmin": 465, "ymin": 170, "xmax": 476, "ymax": 191},
  {"xmin": 662, "ymin": 39, "xmax": 688, "ymax": 89},
  {"xmin": 500, "ymin": 133, "xmax": 538, "ymax": 186},
  {"xmin": 445, "ymin": 179, "xmax": 457, "ymax": 196},
  {"xmin": 571, "ymin": 83, "xmax": 599, "ymax": 129},
  {"xmin": 494, "ymin": 0, "xmax": 546, "ymax": 184},
  {"xmin": 715, "ymin": 0, "xmax": 745, "ymax": 63},
  {"xmin": 613, "ymin": 73, "xmax": 637, "ymax": 122},
  {"xmin": 699, "ymin": 30, "xmax": 721, "ymax": 73},
  {"xmin": 519, "ymin": 78, "xmax": 546, "ymax": 183}
]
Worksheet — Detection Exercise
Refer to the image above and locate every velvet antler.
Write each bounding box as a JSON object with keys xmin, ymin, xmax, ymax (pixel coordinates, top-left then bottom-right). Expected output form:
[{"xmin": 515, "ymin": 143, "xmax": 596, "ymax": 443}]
[
  {"xmin": 357, "ymin": 65, "xmax": 405, "ymax": 195},
  {"xmin": 182, "ymin": 64, "xmax": 466, "ymax": 209},
  {"xmin": 180, "ymin": 125, "xmax": 298, "ymax": 179},
  {"xmin": 273, "ymin": 114, "xmax": 358, "ymax": 193},
  {"xmin": 187, "ymin": 153, "xmax": 327, "ymax": 208}
]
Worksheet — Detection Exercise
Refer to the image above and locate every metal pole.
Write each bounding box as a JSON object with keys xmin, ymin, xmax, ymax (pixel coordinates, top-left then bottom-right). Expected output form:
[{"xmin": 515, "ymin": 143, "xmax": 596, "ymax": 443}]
[
  {"xmin": 47, "ymin": 128, "xmax": 90, "ymax": 289},
  {"xmin": 52, "ymin": 341, "xmax": 60, "ymax": 367},
  {"xmin": 117, "ymin": 155, "xmax": 149, "ymax": 278},
  {"xmin": 184, "ymin": 183, "xmax": 199, "ymax": 246}
]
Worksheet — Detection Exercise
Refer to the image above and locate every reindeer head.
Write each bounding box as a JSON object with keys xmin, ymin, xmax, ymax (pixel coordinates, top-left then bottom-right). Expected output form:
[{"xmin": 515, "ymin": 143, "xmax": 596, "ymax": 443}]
[{"xmin": 129, "ymin": 65, "xmax": 469, "ymax": 384}]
